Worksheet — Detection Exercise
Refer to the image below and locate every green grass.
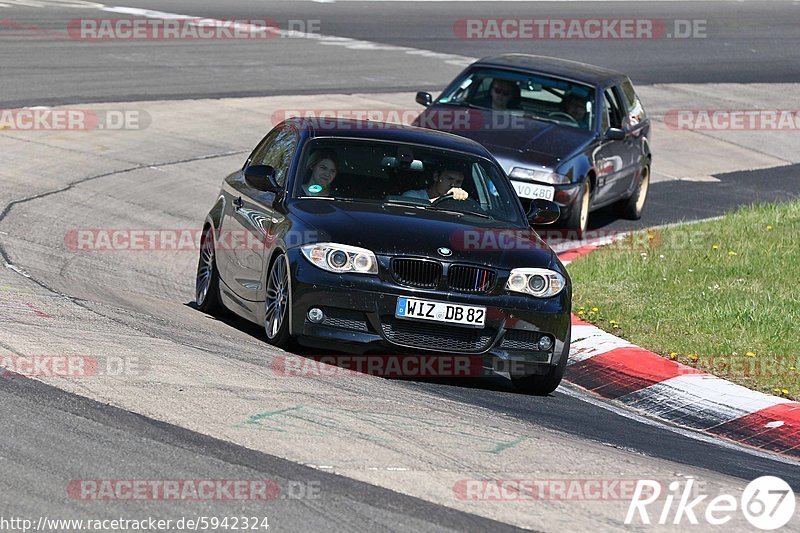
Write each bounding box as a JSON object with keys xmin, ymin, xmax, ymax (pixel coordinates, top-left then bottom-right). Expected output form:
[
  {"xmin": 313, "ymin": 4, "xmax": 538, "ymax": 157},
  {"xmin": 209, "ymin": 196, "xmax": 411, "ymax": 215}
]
[{"xmin": 568, "ymin": 200, "xmax": 800, "ymax": 400}]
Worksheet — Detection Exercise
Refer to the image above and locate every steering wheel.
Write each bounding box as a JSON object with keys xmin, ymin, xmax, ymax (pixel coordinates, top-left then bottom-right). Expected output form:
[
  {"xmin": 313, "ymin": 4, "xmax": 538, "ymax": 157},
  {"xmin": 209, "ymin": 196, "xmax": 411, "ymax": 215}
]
[
  {"xmin": 430, "ymin": 193, "xmax": 455, "ymax": 206},
  {"xmin": 547, "ymin": 111, "xmax": 579, "ymax": 125},
  {"xmin": 431, "ymin": 194, "xmax": 482, "ymax": 212}
]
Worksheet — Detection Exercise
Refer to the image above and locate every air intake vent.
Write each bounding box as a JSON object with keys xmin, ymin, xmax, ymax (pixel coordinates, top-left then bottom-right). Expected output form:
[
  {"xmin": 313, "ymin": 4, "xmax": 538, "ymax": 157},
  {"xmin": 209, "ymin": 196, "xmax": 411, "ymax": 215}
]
[{"xmin": 381, "ymin": 318, "xmax": 495, "ymax": 353}]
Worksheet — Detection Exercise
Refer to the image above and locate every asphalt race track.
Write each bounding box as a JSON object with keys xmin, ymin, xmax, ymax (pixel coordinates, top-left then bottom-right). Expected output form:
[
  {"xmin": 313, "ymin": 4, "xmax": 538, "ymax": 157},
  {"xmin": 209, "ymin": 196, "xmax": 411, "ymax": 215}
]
[{"xmin": 1, "ymin": 1, "xmax": 799, "ymax": 531}]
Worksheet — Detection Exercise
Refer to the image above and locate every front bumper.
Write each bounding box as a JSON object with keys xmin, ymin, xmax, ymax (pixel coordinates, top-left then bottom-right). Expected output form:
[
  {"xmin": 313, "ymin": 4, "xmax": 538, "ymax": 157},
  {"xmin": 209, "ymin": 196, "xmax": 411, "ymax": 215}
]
[
  {"xmin": 286, "ymin": 249, "xmax": 571, "ymax": 367},
  {"xmin": 552, "ymin": 182, "xmax": 582, "ymax": 208}
]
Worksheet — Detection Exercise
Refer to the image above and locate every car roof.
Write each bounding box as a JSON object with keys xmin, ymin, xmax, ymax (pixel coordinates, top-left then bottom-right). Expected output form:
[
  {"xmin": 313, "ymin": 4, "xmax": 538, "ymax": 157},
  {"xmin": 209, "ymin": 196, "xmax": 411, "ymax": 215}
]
[
  {"xmin": 288, "ymin": 117, "xmax": 496, "ymax": 158},
  {"xmin": 473, "ymin": 54, "xmax": 628, "ymax": 86}
]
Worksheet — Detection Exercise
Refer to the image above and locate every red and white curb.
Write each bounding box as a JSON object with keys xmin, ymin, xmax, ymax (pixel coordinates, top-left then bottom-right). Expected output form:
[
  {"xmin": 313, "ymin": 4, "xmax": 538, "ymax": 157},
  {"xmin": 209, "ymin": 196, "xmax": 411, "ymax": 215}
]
[{"xmin": 557, "ymin": 244, "xmax": 800, "ymax": 461}]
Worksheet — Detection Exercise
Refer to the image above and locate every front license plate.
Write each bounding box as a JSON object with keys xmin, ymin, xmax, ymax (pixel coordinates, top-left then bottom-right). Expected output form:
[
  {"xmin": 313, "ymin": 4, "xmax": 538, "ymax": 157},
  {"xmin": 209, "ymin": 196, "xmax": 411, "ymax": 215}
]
[
  {"xmin": 395, "ymin": 297, "xmax": 486, "ymax": 327},
  {"xmin": 511, "ymin": 180, "xmax": 555, "ymax": 201}
]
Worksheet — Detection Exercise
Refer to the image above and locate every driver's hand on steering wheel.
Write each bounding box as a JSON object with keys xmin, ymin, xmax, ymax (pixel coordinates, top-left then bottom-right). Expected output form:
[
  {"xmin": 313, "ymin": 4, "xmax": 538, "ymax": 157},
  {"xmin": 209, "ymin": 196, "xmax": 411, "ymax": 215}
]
[{"xmin": 447, "ymin": 187, "xmax": 469, "ymax": 200}]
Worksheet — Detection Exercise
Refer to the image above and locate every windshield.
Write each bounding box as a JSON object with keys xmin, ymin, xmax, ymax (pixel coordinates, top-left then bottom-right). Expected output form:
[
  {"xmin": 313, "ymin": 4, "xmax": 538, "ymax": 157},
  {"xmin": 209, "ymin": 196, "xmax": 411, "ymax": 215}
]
[
  {"xmin": 436, "ymin": 67, "xmax": 596, "ymax": 131},
  {"xmin": 292, "ymin": 138, "xmax": 526, "ymax": 225}
]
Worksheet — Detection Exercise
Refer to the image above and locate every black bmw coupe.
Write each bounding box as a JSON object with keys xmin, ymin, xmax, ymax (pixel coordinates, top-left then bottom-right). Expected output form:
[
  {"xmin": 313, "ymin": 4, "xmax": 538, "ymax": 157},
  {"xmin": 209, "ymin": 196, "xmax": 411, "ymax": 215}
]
[{"xmin": 195, "ymin": 118, "xmax": 572, "ymax": 394}]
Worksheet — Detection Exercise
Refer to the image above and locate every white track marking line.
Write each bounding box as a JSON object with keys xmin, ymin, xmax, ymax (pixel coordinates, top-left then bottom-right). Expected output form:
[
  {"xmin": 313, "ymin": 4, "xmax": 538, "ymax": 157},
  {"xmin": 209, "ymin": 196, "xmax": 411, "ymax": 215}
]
[{"xmin": 101, "ymin": 5, "xmax": 475, "ymax": 67}]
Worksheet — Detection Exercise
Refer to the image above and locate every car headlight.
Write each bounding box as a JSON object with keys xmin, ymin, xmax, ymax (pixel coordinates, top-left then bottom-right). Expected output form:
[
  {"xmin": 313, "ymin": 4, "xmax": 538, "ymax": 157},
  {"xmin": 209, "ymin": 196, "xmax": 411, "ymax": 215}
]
[
  {"xmin": 506, "ymin": 268, "xmax": 566, "ymax": 297},
  {"xmin": 509, "ymin": 167, "xmax": 570, "ymax": 185},
  {"xmin": 301, "ymin": 243, "xmax": 378, "ymax": 274}
]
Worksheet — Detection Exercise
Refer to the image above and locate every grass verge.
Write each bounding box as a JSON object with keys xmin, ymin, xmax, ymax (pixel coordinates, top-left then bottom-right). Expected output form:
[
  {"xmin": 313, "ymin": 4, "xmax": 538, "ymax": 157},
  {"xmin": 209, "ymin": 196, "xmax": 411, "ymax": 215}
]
[{"xmin": 568, "ymin": 200, "xmax": 800, "ymax": 400}]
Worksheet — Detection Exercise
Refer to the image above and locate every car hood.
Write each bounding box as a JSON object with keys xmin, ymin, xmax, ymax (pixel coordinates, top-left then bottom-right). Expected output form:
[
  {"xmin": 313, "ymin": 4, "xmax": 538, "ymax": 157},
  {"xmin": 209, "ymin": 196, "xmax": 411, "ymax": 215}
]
[
  {"xmin": 291, "ymin": 200, "xmax": 554, "ymax": 269},
  {"xmin": 416, "ymin": 105, "xmax": 595, "ymax": 169}
]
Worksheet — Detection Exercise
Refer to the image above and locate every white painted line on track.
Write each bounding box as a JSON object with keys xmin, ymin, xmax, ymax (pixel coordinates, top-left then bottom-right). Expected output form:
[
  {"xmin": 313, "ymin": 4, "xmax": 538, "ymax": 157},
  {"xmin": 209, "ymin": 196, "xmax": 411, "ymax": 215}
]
[{"xmin": 98, "ymin": 5, "xmax": 475, "ymax": 67}]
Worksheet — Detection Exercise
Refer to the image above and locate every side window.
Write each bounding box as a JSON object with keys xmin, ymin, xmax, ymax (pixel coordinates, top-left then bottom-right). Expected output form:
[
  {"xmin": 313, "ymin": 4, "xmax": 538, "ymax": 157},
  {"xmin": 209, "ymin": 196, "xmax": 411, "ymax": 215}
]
[
  {"xmin": 620, "ymin": 80, "xmax": 646, "ymax": 126},
  {"xmin": 603, "ymin": 88, "xmax": 624, "ymax": 129},
  {"xmin": 245, "ymin": 130, "xmax": 278, "ymax": 170},
  {"xmin": 250, "ymin": 127, "xmax": 299, "ymax": 187},
  {"xmin": 467, "ymin": 77, "xmax": 492, "ymax": 102}
]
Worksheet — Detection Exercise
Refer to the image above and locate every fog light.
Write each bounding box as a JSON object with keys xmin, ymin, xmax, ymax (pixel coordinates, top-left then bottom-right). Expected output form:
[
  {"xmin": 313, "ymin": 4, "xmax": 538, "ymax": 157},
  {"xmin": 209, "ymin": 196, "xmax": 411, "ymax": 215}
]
[
  {"xmin": 538, "ymin": 335, "xmax": 553, "ymax": 351},
  {"xmin": 307, "ymin": 307, "xmax": 325, "ymax": 323}
]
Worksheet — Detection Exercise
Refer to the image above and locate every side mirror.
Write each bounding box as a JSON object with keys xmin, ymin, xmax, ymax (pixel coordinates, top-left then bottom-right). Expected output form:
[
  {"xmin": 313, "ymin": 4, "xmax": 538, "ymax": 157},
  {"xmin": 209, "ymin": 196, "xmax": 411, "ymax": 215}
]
[
  {"xmin": 415, "ymin": 91, "xmax": 433, "ymax": 107},
  {"xmin": 605, "ymin": 127, "xmax": 626, "ymax": 141},
  {"xmin": 244, "ymin": 165, "xmax": 280, "ymax": 192},
  {"xmin": 527, "ymin": 198, "xmax": 560, "ymax": 225}
]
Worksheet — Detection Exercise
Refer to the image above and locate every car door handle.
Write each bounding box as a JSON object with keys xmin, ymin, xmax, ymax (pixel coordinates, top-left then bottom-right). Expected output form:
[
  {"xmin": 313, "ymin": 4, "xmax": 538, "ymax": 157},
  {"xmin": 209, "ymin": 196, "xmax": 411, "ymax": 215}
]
[{"xmin": 233, "ymin": 196, "xmax": 243, "ymax": 210}]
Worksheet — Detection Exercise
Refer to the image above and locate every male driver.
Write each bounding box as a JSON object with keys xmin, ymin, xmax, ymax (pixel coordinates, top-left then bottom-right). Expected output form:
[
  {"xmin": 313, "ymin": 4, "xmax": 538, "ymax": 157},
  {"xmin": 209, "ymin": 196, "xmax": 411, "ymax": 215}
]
[
  {"xmin": 402, "ymin": 168, "xmax": 468, "ymax": 201},
  {"xmin": 473, "ymin": 78, "xmax": 519, "ymax": 110}
]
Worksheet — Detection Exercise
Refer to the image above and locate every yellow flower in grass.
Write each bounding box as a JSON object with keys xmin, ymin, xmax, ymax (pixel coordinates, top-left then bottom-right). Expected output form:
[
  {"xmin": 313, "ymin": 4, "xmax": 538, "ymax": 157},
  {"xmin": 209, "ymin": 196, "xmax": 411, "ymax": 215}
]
[
  {"xmin": 687, "ymin": 354, "xmax": 699, "ymax": 361},
  {"xmin": 591, "ymin": 307, "xmax": 599, "ymax": 312},
  {"xmin": 728, "ymin": 251, "xmax": 737, "ymax": 256},
  {"xmin": 669, "ymin": 352, "xmax": 678, "ymax": 360},
  {"xmin": 712, "ymin": 244, "xmax": 719, "ymax": 250},
  {"xmin": 774, "ymin": 388, "xmax": 781, "ymax": 394},
  {"xmin": 745, "ymin": 352, "xmax": 756, "ymax": 358},
  {"xmin": 767, "ymin": 225, "xmax": 773, "ymax": 231},
  {"xmin": 577, "ymin": 310, "xmax": 584, "ymax": 316},
  {"xmin": 782, "ymin": 389, "xmax": 789, "ymax": 395}
]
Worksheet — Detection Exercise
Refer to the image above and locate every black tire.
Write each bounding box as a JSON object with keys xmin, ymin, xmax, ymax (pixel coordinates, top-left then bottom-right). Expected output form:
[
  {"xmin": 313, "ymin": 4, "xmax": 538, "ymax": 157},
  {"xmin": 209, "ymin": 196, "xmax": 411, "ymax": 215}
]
[
  {"xmin": 616, "ymin": 164, "xmax": 650, "ymax": 220},
  {"xmin": 196, "ymin": 225, "xmax": 223, "ymax": 315},
  {"xmin": 511, "ymin": 327, "xmax": 571, "ymax": 396},
  {"xmin": 263, "ymin": 253, "xmax": 292, "ymax": 349},
  {"xmin": 563, "ymin": 179, "xmax": 590, "ymax": 234}
]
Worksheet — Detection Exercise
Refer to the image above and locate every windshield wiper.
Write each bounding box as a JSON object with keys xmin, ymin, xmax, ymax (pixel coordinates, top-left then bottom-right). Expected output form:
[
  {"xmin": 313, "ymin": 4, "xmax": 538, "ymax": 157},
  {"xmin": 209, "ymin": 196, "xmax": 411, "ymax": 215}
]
[
  {"xmin": 428, "ymin": 206, "xmax": 494, "ymax": 220},
  {"xmin": 516, "ymin": 113, "xmax": 561, "ymax": 126},
  {"xmin": 437, "ymin": 100, "xmax": 486, "ymax": 111},
  {"xmin": 385, "ymin": 199, "xmax": 493, "ymax": 219},
  {"xmin": 383, "ymin": 199, "xmax": 430, "ymax": 209}
]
